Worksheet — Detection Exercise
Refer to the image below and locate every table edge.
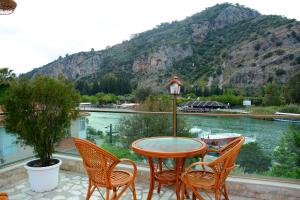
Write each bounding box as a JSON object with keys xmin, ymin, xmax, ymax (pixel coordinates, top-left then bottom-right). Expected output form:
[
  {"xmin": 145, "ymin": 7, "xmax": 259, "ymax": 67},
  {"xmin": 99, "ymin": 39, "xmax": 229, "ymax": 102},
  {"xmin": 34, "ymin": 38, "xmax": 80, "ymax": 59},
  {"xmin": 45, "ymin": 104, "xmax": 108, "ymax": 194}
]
[{"xmin": 131, "ymin": 136, "xmax": 207, "ymax": 158}]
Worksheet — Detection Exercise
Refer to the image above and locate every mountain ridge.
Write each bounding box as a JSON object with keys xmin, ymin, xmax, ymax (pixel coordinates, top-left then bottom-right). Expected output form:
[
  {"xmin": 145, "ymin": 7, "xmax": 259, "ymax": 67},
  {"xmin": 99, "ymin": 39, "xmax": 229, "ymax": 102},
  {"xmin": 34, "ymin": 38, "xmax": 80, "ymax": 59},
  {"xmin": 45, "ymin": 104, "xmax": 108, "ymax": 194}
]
[{"xmin": 22, "ymin": 3, "xmax": 300, "ymax": 95}]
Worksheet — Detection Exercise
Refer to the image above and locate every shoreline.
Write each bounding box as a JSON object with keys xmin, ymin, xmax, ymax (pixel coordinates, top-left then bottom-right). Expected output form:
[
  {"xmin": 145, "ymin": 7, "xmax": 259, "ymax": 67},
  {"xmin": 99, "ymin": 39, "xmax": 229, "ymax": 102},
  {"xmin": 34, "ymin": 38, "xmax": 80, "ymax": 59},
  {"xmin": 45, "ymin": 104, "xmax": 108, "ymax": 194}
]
[{"xmin": 79, "ymin": 107, "xmax": 300, "ymax": 119}]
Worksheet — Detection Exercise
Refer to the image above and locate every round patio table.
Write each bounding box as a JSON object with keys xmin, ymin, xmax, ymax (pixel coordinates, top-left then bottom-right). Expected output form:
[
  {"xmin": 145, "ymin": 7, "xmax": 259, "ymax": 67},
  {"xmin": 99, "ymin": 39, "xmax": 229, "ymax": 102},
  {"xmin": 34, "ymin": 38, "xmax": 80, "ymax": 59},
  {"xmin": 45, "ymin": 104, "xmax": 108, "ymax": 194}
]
[{"xmin": 131, "ymin": 136, "xmax": 206, "ymax": 200}]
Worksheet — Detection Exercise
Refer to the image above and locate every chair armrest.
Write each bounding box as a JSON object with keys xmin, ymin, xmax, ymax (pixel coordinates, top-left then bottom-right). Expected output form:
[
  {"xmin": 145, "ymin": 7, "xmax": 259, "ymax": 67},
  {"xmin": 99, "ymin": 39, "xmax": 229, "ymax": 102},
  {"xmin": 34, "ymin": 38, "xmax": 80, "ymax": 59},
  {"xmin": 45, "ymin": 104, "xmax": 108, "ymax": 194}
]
[
  {"xmin": 206, "ymin": 148, "xmax": 221, "ymax": 153},
  {"xmin": 201, "ymin": 148, "xmax": 221, "ymax": 162},
  {"xmin": 182, "ymin": 161, "xmax": 213, "ymax": 178},
  {"xmin": 117, "ymin": 159, "xmax": 138, "ymax": 178}
]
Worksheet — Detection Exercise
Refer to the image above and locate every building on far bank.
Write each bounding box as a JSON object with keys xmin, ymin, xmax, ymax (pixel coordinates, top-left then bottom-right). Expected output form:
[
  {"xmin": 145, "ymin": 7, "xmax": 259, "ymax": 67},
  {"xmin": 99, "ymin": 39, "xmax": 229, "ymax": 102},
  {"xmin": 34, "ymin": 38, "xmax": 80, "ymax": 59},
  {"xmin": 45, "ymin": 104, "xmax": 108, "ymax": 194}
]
[
  {"xmin": 179, "ymin": 101, "xmax": 227, "ymax": 112},
  {"xmin": 69, "ymin": 112, "xmax": 90, "ymax": 139}
]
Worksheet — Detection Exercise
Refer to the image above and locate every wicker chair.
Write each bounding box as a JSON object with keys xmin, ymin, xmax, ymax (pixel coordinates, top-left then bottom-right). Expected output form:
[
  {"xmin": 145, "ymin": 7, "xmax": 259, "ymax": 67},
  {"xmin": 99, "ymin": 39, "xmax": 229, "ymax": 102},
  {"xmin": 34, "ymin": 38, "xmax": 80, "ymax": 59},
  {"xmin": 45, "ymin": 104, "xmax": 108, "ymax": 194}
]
[
  {"xmin": 0, "ymin": 192, "xmax": 8, "ymax": 200},
  {"xmin": 201, "ymin": 136, "xmax": 244, "ymax": 163},
  {"xmin": 181, "ymin": 136, "xmax": 245, "ymax": 200},
  {"xmin": 73, "ymin": 138, "xmax": 137, "ymax": 200}
]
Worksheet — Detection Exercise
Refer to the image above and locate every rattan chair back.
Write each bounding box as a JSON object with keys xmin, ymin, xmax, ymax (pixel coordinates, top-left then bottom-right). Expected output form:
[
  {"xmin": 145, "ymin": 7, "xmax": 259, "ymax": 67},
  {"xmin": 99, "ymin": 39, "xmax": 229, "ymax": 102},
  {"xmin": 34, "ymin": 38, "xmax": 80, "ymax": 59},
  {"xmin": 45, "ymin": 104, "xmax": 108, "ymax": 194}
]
[
  {"xmin": 208, "ymin": 136, "xmax": 245, "ymax": 187},
  {"xmin": 217, "ymin": 137, "xmax": 243, "ymax": 155},
  {"xmin": 181, "ymin": 136, "xmax": 245, "ymax": 200},
  {"xmin": 0, "ymin": 192, "xmax": 8, "ymax": 200},
  {"xmin": 73, "ymin": 137, "xmax": 120, "ymax": 188}
]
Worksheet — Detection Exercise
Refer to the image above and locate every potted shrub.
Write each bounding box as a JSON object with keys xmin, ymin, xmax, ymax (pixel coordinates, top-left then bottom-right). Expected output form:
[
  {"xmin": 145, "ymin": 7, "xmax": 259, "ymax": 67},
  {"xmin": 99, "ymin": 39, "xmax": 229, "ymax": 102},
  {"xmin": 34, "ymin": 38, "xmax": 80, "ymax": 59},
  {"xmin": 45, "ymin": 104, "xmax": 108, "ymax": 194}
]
[{"xmin": 3, "ymin": 76, "xmax": 79, "ymax": 192}]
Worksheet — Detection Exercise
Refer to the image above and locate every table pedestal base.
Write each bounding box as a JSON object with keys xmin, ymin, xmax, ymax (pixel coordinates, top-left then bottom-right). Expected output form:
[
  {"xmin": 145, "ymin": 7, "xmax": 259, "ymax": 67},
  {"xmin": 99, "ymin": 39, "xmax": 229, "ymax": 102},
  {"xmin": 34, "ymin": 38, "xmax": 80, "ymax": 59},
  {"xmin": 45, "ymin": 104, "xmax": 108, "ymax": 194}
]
[{"xmin": 146, "ymin": 157, "xmax": 186, "ymax": 200}]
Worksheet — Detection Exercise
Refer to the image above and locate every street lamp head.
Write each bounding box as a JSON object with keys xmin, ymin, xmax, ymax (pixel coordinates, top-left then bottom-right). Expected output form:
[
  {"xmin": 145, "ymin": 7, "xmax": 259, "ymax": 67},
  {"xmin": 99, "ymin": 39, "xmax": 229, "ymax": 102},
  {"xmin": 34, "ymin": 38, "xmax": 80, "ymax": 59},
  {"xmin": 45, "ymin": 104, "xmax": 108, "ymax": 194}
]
[
  {"xmin": 168, "ymin": 75, "xmax": 182, "ymax": 95},
  {"xmin": 0, "ymin": 0, "xmax": 17, "ymax": 15}
]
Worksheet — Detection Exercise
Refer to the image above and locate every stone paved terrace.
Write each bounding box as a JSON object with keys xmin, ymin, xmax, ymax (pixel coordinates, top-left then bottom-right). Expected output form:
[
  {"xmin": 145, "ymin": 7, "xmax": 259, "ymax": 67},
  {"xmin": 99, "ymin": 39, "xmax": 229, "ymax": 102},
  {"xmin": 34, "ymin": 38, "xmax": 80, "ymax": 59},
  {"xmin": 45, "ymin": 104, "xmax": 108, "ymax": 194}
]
[{"xmin": 2, "ymin": 170, "xmax": 256, "ymax": 200}]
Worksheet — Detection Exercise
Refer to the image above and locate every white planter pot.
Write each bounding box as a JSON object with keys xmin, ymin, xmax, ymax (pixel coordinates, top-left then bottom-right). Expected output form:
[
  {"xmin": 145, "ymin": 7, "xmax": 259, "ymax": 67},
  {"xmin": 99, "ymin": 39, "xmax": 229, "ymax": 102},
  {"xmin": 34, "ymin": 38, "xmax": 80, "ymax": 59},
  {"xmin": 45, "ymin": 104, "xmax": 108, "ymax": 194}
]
[{"xmin": 24, "ymin": 158, "xmax": 62, "ymax": 192}]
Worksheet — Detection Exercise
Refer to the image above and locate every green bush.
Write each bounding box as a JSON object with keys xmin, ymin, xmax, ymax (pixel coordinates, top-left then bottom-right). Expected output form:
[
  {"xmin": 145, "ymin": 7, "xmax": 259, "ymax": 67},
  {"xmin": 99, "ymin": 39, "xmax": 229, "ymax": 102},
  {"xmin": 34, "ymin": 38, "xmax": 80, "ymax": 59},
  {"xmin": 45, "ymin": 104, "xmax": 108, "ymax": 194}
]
[
  {"xmin": 248, "ymin": 106, "xmax": 279, "ymax": 114},
  {"xmin": 268, "ymin": 126, "xmax": 300, "ymax": 179},
  {"xmin": 254, "ymin": 43, "xmax": 261, "ymax": 51},
  {"xmin": 279, "ymin": 104, "xmax": 300, "ymax": 114},
  {"xmin": 87, "ymin": 127, "xmax": 104, "ymax": 137},
  {"xmin": 203, "ymin": 93, "xmax": 243, "ymax": 106},
  {"xmin": 237, "ymin": 142, "xmax": 272, "ymax": 173},
  {"xmin": 3, "ymin": 76, "xmax": 79, "ymax": 166},
  {"xmin": 117, "ymin": 114, "xmax": 191, "ymax": 147},
  {"xmin": 263, "ymin": 52, "xmax": 274, "ymax": 59},
  {"xmin": 275, "ymin": 69, "xmax": 286, "ymax": 76},
  {"xmin": 263, "ymin": 82, "xmax": 281, "ymax": 106},
  {"xmin": 101, "ymin": 143, "xmax": 137, "ymax": 160},
  {"xmin": 285, "ymin": 70, "xmax": 300, "ymax": 104},
  {"xmin": 274, "ymin": 49, "xmax": 285, "ymax": 55}
]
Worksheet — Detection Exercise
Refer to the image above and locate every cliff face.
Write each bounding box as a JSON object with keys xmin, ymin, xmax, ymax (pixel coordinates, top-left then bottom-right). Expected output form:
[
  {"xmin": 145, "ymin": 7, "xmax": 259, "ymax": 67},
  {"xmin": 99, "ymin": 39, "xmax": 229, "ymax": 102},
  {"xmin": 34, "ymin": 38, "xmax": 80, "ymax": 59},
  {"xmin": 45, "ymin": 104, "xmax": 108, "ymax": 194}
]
[
  {"xmin": 25, "ymin": 51, "xmax": 101, "ymax": 79},
  {"xmin": 22, "ymin": 3, "xmax": 300, "ymax": 93},
  {"xmin": 191, "ymin": 5, "xmax": 260, "ymax": 42}
]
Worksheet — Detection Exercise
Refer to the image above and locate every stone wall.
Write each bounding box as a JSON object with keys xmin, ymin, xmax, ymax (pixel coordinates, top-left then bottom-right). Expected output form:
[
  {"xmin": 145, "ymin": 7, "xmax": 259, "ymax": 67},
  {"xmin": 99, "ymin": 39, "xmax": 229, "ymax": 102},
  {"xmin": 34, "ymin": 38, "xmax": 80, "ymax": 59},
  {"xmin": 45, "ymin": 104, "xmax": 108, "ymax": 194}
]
[{"xmin": 1, "ymin": 154, "xmax": 299, "ymax": 200}]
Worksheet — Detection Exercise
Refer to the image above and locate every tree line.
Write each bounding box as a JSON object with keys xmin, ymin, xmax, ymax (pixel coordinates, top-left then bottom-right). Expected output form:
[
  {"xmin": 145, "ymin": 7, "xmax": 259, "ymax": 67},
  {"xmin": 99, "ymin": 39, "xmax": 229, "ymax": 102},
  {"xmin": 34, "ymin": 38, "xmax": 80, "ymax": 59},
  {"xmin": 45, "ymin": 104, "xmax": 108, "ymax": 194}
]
[{"xmin": 75, "ymin": 73, "xmax": 132, "ymax": 96}]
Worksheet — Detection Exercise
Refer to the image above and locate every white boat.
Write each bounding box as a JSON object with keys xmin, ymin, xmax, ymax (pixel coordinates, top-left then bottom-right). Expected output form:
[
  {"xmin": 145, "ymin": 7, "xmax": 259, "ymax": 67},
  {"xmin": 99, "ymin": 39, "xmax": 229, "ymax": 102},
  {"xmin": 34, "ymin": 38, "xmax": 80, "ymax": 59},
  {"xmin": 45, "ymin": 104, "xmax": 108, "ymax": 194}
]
[{"xmin": 273, "ymin": 112, "xmax": 300, "ymax": 123}]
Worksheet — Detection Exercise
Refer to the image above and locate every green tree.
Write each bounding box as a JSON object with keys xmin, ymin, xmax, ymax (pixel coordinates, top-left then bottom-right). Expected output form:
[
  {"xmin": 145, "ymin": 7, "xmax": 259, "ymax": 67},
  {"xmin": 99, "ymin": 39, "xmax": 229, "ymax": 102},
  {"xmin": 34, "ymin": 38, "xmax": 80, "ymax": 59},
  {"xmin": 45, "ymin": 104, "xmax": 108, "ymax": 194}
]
[
  {"xmin": 0, "ymin": 68, "xmax": 15, "ymax": 84},
  {"xmin": 0, "ymin": 68, "xmax": 16, "ymax": 102},
  {"xmin": 135, "ymin": 87, "xmax": 153, "ymax": 102},
  {"xmin": 285, "ymin": 70, "xmax": 300, "ymax": 104},
  {"xmin": 95, "ymin": 92, "xmax": 118, "ymax": 104},
  {"xmin": 138, "ymin": 94, "xmax": 172, "ymax": 112},
  {"xmin": 80, "ymin": 95, "xmax": 98, "ymax": 104},
  {"xmin": 237, "ymin": 142, "xmax": 271, "ymax": 173},
  {"xmin": 262, "ymin": 82, "xmax": 281, "ymax": 106},
  {"xmin": 269, "ymin": 126, "xmax": 300, "ymax": 178},
  {"xmin": 118, "ymin": 114, "xmax": 190, "ymax": 147},
  {"xmin": 3, "ymin": 76, "xmax": 80, "ymax": 166},
  {"xmin": 118, "ymin": 94, "xmax": 192, "ymax": 147}
]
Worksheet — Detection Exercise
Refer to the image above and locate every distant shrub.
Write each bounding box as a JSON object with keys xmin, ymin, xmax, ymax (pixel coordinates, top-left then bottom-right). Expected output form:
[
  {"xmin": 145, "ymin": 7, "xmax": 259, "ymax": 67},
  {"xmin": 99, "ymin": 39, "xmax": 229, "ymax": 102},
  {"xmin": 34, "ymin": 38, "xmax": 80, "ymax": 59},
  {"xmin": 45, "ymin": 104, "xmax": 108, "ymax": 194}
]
[
  {"xmin": 295, "ymin": 56, "xmax": 300, "ymax": 64},
  {"xmin": 276, "ymin": 41, "xmax": 283, "ymax": 47},
  {"xmin": 101, "ymin": 143, "xmax": 135, "ymax": 160},
  {"xmin": 263, "ymin": 82, "xmax": 281, "ymax": 106},
  {"xmin": 237, "ymin": 142, "xmax": 271, "ymax": 173},
  {"xmin": 263, "ymin": 52, "xmax": 274, "ymax": 59},
  {"xmin": 285, "ymin": 54, "xmax": 294, "ymax": 60},
  {"xmin": 291, "ymin": 31, "xmax": 300, "ymax": 42},
  {"xmin": 279, "ymin": 104, "xmax": 300, "ymax": 114},
  {"xmin": 251, "ymin": 63, "xmax": 256, "ymax": 67},
  {"xmin": 275, "ymin": 49, "xmax": 285, "ymax": 55},
  {"xmin": 249, "ymin": 106, "xmax": 280, "ymax": 115},
  {"xmin": 286, "ymin": 23, "xmax": 293, "ymax": 29},
  {"xmin": 205, "ymin": 93, "xmax": 243, "ymax": 106},
  {"xmin": 268, "ymin": 126, "xmax": 300, "ymax": 179},
  {"xmin": 221, "ymin": 52, "xmax": 228, "ymax": 58},
  {"xmin": 254, "ymin": 52, "xmax": 259, "ymax": 57},
  {"xmin": 254, "ymin": 43, "xmax": 261, "ymax": 51},
  {"xmin": 275, "ymin": 69, "xmax": 286, "ymax": 76}
]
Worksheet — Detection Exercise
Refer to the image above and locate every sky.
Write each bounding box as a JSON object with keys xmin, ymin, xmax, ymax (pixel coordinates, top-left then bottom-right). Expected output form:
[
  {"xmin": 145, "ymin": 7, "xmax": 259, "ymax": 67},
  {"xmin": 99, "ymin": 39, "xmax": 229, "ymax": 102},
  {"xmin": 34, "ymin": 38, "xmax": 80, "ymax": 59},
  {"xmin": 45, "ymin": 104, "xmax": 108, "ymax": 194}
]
[{"xmin": 1, "ymin": 0, "xmax": 300, "ymax": 75}]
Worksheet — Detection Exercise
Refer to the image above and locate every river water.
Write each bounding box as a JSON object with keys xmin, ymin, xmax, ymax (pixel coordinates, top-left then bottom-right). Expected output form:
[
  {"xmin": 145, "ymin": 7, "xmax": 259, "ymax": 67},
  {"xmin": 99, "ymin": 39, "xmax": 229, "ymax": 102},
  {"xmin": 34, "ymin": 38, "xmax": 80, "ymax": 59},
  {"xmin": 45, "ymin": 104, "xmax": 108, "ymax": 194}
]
[
  {"xmin": 0, "ymin": 111, "xmax": 297, "ymax": 166},
  {"xmin": 87, "ymin": 112, "xmax": 295, "ymax": 154}
]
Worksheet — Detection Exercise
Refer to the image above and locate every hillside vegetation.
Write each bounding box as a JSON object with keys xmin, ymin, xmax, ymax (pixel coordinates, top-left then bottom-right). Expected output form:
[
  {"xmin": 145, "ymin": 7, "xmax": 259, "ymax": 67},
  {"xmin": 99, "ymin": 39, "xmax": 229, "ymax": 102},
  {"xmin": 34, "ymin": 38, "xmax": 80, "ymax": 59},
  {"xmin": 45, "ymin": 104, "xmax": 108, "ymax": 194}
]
[{"xmin": 22, "ymin": 3, "xmax": 300, "ymax": 96}]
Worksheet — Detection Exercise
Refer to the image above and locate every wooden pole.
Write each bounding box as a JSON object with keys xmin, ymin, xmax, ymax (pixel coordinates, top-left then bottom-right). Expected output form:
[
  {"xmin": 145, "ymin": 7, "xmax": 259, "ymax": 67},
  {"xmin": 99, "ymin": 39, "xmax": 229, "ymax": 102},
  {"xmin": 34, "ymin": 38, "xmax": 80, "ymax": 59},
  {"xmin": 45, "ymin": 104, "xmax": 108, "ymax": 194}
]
[{"xmin": 173, "ymin": 94, "xmax": 177, "ymax": 136}]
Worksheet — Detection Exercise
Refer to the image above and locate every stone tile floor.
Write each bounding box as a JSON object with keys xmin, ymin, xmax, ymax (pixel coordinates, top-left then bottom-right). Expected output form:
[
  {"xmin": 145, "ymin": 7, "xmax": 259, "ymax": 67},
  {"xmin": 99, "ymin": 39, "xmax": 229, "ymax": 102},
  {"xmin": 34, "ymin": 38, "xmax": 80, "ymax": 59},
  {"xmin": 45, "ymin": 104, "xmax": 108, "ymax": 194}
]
[{"xmin": 2, "ymin": 171, "xmax": 256, "ymax": 200}]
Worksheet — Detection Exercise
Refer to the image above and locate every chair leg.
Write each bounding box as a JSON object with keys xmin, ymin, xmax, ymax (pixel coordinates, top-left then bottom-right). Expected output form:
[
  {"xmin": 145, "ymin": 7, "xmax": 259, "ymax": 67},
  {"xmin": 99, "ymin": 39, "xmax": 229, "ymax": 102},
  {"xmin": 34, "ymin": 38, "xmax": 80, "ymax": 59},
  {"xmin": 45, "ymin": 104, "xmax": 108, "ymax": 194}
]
[
  {"xmin": 223, "ymin": 184, "xmax": 229, "ymax": 200},
  {"xmin": 112, "ymin": 188, "xmax": 117, "ymax": 200},
  {"xmin": 105, "ymin": 188, "xmax": 110, "ymax": 200},
  {"xmin": 181, "ymin": 183, "xmax": 186, "ymax": 200},
  {"xmin": 192, "ymin": 193, "xmax": 196, "ymax": 200},
  {"xmin": 86, "ymin": 180, "xmax": 92, "ymax": 200},
  {"xmin": 214, "ymin": 190, "xmax": 219, "ymax": 200},
  {"xmin": 157, "ymin": 183, "xmax": 161, "ymax": 194},
  {"xmin": 131, "ymin": 182, "xmax": 137, "ymax": 200}
]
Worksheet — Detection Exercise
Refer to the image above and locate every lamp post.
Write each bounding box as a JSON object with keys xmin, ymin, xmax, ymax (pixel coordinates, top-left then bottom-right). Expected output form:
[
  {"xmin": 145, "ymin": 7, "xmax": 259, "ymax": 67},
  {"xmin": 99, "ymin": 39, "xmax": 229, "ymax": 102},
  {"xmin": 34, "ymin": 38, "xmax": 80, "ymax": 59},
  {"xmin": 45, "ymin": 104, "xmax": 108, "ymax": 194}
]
[{"xmin": 168, "ymin": 75, "xmax": 182, "ymax": 136}]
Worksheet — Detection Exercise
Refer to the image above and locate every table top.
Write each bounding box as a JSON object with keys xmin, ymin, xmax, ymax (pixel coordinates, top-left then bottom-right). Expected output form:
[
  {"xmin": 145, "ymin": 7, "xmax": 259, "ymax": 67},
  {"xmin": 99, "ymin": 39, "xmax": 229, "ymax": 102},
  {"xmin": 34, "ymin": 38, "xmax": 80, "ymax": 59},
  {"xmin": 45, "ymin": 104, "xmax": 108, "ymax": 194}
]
[{"xmin": 131, "ymin": 136, "xmax": 206, "ymax": 158}]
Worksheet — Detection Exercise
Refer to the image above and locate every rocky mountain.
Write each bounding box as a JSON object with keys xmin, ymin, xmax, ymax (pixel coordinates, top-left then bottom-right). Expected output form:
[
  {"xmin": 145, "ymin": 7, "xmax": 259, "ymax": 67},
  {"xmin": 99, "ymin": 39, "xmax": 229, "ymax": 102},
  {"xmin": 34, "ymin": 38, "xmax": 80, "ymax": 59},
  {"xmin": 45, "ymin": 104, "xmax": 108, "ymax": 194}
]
[{"xmin": 22, "ymin": 3, "xmax": 300, "ymax": 94}]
